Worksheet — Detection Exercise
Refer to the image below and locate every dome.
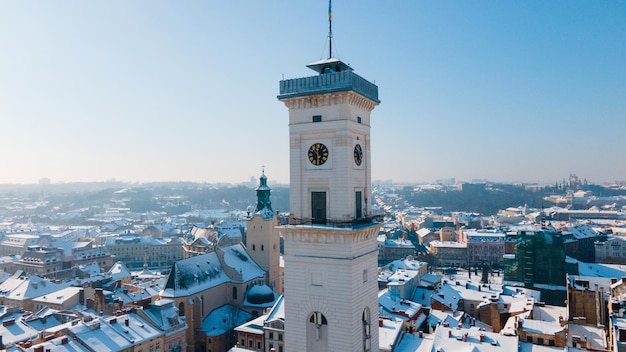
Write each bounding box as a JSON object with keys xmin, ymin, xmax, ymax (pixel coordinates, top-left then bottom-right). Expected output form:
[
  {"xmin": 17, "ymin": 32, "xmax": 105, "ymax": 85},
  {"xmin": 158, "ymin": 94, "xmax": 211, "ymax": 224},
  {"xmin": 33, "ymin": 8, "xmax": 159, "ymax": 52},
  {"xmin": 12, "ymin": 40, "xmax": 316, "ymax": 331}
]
[{"xmin": 246, "ymin": 284, "xmax": 275, "ymax": 305}]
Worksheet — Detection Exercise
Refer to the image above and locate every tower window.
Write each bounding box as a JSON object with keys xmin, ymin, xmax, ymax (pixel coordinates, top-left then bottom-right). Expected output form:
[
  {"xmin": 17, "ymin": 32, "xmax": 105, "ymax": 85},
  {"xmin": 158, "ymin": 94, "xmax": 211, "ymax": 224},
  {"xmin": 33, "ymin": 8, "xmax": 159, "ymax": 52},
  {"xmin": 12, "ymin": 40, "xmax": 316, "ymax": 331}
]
[
  {"xmin": 312, "ymin": 115, "xmax": 322, "ymax": 122},
  {"xmin": 357, "ymin": 116, "xmax": 362, "ymax": 123},
  {"xmin": 261, "ymin": 245, "xmax": 264, "ymax": 251},
  {"xmin": 252, "ymin": 244, "xmax": 256, "ymax": 251}
]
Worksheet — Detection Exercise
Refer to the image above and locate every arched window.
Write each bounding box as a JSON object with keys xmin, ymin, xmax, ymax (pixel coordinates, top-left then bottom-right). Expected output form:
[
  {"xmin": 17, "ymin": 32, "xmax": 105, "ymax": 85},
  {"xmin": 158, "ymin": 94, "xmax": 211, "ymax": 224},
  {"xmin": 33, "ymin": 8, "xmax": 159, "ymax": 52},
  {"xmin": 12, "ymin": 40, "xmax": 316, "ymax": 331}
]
[
  {"xmin": 233, "ymin": 286, "xmax": 238, "ymax": 300},
  {"xmin": 178, "ymin": 302, "xmax": 185, "ymax": 317},
  {"xmin": 307, "ymin": 311, "xmax": 329, "ymax": 351},
  {"xmin": 362, "ymin": 307, "xmax": 371, "ymax": 351}
]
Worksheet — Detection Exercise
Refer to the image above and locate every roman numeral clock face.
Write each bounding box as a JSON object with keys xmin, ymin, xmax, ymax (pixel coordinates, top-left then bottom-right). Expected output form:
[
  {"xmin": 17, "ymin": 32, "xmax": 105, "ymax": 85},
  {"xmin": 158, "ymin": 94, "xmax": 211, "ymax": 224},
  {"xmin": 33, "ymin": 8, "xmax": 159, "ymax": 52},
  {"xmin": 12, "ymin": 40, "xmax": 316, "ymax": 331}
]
[
  {"xmin": 308, "ymin": 143, "xmax": 329, "ymax": 166},
  {"xmin": 354, "ymin": 144, "xmax": 363, "ymax": 166}
]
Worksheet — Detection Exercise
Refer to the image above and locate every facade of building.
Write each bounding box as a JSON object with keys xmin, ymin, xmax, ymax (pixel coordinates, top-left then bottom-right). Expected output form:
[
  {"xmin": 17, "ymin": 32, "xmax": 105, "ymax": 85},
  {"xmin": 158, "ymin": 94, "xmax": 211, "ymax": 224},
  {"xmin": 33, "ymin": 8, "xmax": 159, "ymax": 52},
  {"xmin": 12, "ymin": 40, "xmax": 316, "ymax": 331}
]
[
  {"xmin": 0, "ymin": 234, "xmax": 40, "ymax": 256},
  {"xmin": 377, "ymin": 234, "xmax": 415, "ymax": 264},
  {"xmin": 466, "ymin": 229, "xmax": 505, "ymax": 268},
  {"xmin": 105, "ymin": 234, "xmax": 182, "ymax": 269},
  {"xmin": 14, "ymin": 246, "xmax": 64, "ymax": 277},
  {"xmin": 566, "ymin": 275, "xmax": 610, "ymax": 327},
  {"xmin": 429, "ymin": 241, "xmax": 468, "ymax": 268},
  {"xmin": 278, "ymin": 56, "xmax": 381, "ymax": 351},
  {"xmin": 596, "ymin": 235, "xmax": 626, "ymax": 264},
  {"xmin": 503, "ymin": 227, "xmax": 578, "ymax": 305}
]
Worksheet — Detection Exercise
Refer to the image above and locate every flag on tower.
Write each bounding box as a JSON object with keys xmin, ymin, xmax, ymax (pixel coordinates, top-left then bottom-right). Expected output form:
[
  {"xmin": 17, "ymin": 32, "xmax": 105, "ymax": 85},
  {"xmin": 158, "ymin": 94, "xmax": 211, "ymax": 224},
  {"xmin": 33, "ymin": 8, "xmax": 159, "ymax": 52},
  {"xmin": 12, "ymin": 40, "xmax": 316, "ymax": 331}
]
[{"xmin": 329, "ymin": 0, "xmax": 332, "ymax": 21}]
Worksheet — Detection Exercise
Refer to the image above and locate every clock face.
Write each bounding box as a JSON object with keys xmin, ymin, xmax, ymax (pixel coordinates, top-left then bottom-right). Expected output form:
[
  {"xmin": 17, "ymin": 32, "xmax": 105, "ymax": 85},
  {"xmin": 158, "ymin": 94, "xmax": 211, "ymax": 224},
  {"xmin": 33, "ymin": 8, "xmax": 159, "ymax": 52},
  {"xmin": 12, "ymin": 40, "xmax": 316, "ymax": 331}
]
[
  {"xmin": 308, "ymin": 143, "xmax": 329, "ymax": 166},
  {"xmin": 354, "ymin": 144, "xmax": 363, "ymax": 166}
]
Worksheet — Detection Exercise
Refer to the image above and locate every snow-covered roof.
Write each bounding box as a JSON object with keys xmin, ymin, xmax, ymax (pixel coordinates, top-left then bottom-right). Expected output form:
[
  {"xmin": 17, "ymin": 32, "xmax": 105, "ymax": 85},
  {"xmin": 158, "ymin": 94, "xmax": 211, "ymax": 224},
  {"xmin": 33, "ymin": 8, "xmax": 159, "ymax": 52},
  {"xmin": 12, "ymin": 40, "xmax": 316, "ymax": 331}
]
[
  {"xmin": 519, "ymin": 318, "xmax": 565, "ymax": 335},
  {"xmin": 429, "ymin": 240, "xmax": 467, "ymax": 249},
  {"xmin": 0, "ymin": 272, "xmax": 69, "ymax": 301},
  {"xmin": 379, "ymin": 317, "xmax": 403, "ymax": 351},
  {"xmin": 107, "ymin": 262, "xmax": 132, "ymax": 280},
  {"xmin": 567, "ymin": 225, "xmax": 598, "ymax": 240},
  {"xmin": 568, "ymin": 322, "xmax": 607, "ymax": 350},
  {"xmin": 20, "ymin": 335, "xmax": 91, "ymax": 352},
  {"xmin": 234, "ymin": 314, "xmax": 265, "ymax": 335},
  {"xmin": 32, "ymin": 286, "xmax": 82, "ymax": 306},
  {"xmin": 265, "ymin": 295, "xmax": 285, "ymax": 323},
  {"xmin": 393, "ymin": 329, "xmax": 434, "ymax": 352},
  {"xmin": 432, "ymin": 325, "xmax": 518, "ymax": 352},
  {"xmin": 378, "ymin": 289, "xmax": 423, "ymax": 322},
  {"xmin": 0, "ymin": 312, "xmax": 39, "ymax": 346},
  {"xmin": 161, "ymin": 243, "xmax": 265, "ymax": 298},
  {"xmin": 141, "ymin": 299, "xmax": 186, "ymax": 332},
  {"xmin": 200, "ymin": 305, "xmax": 252, "ymax": 337}
]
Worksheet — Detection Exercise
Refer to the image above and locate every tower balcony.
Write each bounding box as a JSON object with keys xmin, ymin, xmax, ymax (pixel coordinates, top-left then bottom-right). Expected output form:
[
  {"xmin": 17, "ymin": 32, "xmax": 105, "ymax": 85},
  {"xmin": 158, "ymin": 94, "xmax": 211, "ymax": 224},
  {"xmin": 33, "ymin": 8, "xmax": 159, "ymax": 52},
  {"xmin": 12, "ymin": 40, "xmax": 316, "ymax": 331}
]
[
  {"xmin": 286, "ymin": 214, "xmax": 384, "ymax": 230},
  {"xmin": 278, "ymin": 70, "xmax": 380, "ymax": 104}
]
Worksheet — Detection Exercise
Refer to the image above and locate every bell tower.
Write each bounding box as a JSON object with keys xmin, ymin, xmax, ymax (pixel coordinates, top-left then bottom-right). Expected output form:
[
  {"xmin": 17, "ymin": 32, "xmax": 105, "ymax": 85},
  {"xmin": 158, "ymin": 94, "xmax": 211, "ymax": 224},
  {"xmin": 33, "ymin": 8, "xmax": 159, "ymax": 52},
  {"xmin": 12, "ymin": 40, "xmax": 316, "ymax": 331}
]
[
  {"xmin": 246, "ymin": 170, "xmax": 282, "ymax": 294},
  {"xmin": 278, "ymin": 3, "xmax": 381, "ymax": 350}
]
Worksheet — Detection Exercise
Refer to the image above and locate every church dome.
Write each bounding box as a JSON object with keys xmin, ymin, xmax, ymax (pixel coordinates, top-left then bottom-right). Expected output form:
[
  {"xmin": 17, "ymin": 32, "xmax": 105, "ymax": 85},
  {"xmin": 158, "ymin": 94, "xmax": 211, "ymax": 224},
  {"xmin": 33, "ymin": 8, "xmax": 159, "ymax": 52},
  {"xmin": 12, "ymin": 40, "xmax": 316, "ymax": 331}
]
[{"xmin": 245, "ymin": 284, "xmax": 275, "ymax": 305}]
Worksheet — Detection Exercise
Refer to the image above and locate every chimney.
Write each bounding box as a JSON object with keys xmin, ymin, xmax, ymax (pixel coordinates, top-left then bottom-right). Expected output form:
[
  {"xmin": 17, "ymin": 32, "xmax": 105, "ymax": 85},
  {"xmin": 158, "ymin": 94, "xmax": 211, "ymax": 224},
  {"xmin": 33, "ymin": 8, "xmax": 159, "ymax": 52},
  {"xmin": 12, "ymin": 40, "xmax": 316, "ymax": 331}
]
[
  {"xmin": 448, "ymin": 330, "xmax": 452, "ymax": 338},
  {"xmin": 95, "ymin": 288, "xmax": 104, "ymax": 314},
  {"xmin": 379, "ymin": 319, "xmax": 383, "ymax": 328},
  {"xmin": 480, "ymin": 334, "xmax": 485, "ymax": 342},
  {"xmin": 125, "ymin": 318, "xmax": 129, "ymax": 327},
  {"xmin": 419, "ymin": 331, "xmax": 423, "ymax": 338}
]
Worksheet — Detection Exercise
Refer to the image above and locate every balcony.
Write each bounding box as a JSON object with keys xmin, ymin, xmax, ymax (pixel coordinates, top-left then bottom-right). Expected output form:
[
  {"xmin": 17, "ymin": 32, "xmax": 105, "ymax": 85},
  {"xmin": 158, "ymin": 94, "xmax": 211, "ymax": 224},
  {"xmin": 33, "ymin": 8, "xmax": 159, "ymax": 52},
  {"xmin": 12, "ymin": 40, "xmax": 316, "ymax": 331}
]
[{"xmin": 278, "ymin": 70, "xmax": 379, "ymax": 104}]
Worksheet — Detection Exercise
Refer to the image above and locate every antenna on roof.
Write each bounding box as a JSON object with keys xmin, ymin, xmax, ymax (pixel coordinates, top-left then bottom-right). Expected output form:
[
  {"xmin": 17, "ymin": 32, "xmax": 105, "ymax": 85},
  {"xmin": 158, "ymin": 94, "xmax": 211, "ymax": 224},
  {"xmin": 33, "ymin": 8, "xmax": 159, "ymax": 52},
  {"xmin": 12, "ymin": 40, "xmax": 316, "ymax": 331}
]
[{"xmin": 328, "ymin": 0, "xmax": 333, "ymax": 59}]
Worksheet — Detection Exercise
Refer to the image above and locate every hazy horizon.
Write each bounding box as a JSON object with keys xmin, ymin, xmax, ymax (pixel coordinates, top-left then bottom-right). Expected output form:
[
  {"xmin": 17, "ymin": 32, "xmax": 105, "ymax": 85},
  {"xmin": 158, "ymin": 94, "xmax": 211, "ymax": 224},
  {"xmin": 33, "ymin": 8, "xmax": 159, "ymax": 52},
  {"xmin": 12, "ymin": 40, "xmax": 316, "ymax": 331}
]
[{"xmin": 2, "ymin": 1, "xmax": 624, "ymax": 185}]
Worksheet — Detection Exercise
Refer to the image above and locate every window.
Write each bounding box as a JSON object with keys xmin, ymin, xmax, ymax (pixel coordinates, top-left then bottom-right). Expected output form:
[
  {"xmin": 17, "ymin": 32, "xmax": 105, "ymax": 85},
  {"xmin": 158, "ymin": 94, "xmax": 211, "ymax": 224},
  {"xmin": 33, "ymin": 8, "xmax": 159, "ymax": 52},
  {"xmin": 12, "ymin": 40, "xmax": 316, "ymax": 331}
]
[
  {"xmin": 241, "ymin": 339, "xmax": 245, "ymax": 346},
  {"xmin": 261, "ymin": 245, "xmax": 264, "ymax": 251},
  {"xmin": 549, "ymin": 339, "xmax": 555, "ymax": 346},
  {"xmin": 257, "ymin": 342, "xmax": 261, "ymax": 349},
  {"xmin": 537, "ymin": 338, "xmax": 544, "ymax": 345},
  {"xmin": 233, "ymin": 286, "xmax": 238, "ymax": 300},
  {"xmin": 252, "ymin": 244, "xmax": 256, "ymax": 251},
  {"xmin": 527, "ymin": 336, "xmax": 533, "ymax": 342},
  {"xmin": 311, "ymin": 192, "xmax": 327, "ymax": 224},
  {"xmin": 269, "ymin": 332, "xmax": 274, "ymax": 340},
  {"xmin": 178, "ymin": 302, "xmax": 185, "ymax": 316},
  {"xmin": 357, "ymin": 116, "xmax": 362, "ymax": 123},
  {"xmin": 363, "ymin": 269, "xmax": 368, "ymax": 283},
  {"xmin": 355, "ymin": 191, "xmax": 362, "ymax": 218},
  {"xmin": 278, "ymin": 334, "xmax": 283, "ymax": 341},
  {"xmin": 312, "ymin": 115, "xmax": 322, "ymax": 122}
]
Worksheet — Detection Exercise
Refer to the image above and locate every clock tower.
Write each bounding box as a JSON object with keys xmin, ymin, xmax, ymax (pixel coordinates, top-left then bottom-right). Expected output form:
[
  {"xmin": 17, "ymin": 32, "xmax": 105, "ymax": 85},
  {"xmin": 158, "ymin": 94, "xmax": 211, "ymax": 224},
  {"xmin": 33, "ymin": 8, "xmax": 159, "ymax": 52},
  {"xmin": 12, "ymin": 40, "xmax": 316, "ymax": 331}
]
[{"xmin": 278, "ymin": 39, "xmax": 381, "ymax": 352}]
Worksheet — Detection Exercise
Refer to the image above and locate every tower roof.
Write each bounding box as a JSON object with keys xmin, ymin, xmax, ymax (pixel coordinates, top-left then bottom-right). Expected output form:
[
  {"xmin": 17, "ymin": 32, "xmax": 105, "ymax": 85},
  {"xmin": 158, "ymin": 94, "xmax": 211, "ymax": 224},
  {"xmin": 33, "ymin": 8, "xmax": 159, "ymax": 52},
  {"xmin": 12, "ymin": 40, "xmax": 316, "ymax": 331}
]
[
  {"xmin": 254, "ymin": 171, "xmax": 274, "ymax": 219},
  {"xmin": 306, "ymin": 58, "xmax": 353, "ymax": 74}
]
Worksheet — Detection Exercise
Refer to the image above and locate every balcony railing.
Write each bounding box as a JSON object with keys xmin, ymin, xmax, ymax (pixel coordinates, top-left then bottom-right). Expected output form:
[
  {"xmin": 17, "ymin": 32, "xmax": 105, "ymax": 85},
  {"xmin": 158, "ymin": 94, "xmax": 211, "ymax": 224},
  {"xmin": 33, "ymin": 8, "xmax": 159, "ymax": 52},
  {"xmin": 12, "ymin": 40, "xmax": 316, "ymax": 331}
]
[{"xmin": 278, "ymin": 71, "xmax": 379, "ymax": 103}]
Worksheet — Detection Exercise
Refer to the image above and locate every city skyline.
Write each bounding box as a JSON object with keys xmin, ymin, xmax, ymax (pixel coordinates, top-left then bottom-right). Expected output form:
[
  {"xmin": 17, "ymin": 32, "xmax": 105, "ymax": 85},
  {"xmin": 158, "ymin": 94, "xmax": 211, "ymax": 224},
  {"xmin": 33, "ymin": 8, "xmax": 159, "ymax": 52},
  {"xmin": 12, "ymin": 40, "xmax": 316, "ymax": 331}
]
[{"xmin": 1, "ymin": 1, "xmax": 624, "ymax": 185}]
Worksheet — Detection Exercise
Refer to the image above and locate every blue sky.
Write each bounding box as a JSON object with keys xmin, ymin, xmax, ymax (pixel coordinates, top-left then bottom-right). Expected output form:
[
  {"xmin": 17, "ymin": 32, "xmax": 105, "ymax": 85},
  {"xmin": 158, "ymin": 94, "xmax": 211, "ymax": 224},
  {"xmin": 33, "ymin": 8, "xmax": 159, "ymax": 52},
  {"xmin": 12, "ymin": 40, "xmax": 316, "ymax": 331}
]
[{"xmin": 1, "ymin": 1, "xmax": 624, "ymax": 185}]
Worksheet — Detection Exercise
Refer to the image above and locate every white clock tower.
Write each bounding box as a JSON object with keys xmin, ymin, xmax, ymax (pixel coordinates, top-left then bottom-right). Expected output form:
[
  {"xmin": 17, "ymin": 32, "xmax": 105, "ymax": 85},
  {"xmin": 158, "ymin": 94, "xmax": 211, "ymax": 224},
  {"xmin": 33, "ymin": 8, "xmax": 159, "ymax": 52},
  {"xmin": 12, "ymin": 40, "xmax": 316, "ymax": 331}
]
[{"xmin": 278, "ymin": 22, "xmax": 382, "ymax": 351}]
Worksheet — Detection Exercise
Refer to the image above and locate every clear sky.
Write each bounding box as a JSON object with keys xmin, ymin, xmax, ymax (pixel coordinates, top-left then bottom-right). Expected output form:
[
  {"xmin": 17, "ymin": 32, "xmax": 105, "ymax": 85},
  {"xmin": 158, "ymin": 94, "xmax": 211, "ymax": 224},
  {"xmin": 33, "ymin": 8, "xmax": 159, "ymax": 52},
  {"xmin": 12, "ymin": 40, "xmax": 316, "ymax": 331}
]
[{"xmin": 1, "ymin": 1, "xmax": 624, "ymax": 185}]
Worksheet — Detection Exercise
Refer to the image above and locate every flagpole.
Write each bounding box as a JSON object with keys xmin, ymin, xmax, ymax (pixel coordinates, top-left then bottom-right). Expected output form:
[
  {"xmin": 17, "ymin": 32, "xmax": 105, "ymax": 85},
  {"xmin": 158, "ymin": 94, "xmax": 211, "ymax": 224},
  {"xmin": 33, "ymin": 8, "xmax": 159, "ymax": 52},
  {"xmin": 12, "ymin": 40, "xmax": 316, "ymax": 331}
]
[{"xmin": 328, "ymin": 0, "xmax": 333, "ymax": 59}]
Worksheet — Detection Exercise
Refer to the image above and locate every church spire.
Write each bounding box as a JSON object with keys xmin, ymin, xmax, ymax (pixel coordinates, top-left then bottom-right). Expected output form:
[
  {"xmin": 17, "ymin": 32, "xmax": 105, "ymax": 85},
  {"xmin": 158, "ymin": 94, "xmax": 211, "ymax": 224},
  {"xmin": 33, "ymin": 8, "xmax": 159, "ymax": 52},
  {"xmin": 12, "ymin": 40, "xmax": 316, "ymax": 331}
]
[{"xmin": 254, "ymin": 169, "xmax": 274, "ymax": 218}]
